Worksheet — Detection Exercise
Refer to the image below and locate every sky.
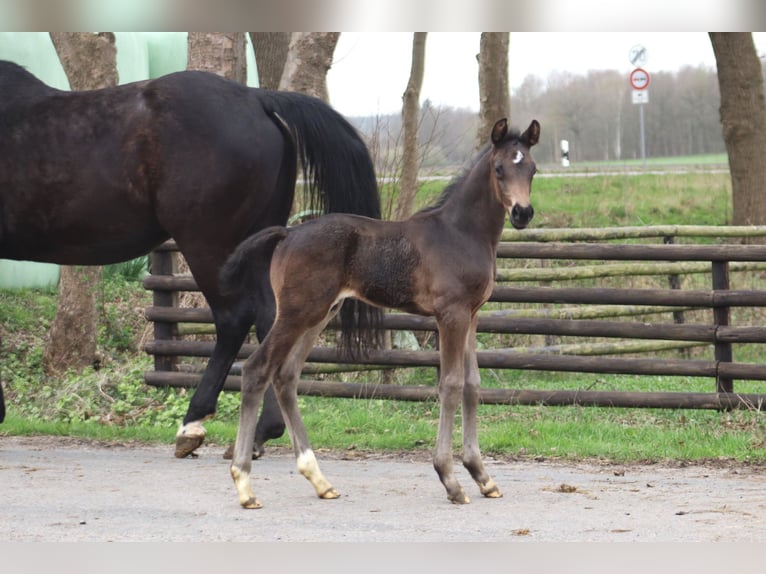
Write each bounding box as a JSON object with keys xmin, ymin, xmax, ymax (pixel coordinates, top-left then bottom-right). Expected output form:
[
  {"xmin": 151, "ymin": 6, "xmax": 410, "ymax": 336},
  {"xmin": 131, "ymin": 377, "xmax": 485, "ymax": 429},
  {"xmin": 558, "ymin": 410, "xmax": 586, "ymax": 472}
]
[{"xmin": 327, "ymin": 32, "xmax": 766, "ymax": 117}]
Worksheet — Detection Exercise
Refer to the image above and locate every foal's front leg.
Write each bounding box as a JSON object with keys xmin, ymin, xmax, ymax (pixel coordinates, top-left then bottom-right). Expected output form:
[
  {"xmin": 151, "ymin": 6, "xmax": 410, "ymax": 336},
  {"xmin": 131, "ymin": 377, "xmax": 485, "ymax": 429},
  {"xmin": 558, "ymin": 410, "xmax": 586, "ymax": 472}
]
[
  {"xmin": 433, "ymin": 311, "xmax": 472, "ymax": 504},
  {"xmin": 462, "ymin": 317, "xmax": 502, "ymax": 498}
]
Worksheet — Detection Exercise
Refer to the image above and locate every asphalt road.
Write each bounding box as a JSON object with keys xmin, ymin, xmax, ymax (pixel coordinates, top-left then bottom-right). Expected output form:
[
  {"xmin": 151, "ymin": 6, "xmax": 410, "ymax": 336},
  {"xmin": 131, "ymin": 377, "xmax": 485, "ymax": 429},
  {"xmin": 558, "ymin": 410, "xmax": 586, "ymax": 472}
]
[{"xmin": 2, "ymin": 435, "xmax": 765, "ymax": 542}]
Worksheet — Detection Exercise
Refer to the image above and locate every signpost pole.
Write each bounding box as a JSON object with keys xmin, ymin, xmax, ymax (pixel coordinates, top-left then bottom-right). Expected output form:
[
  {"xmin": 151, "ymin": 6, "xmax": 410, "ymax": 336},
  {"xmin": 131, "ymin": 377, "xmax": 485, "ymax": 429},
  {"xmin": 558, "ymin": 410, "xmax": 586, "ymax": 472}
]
[
  {"xmin": 639, "ymin": 103, "xmax": 646, "ymax": 165},
  {"xmin": 629, "ymin": 60, "xmax": 650, "ymax": 167}
]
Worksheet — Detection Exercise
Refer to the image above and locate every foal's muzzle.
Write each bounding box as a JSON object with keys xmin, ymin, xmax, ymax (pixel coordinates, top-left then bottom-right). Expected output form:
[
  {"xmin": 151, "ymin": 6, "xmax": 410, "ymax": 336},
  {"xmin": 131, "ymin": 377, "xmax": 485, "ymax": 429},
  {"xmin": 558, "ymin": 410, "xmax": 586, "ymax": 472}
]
[{"xmin": 510, "ymin": 204, "xmax": 534, "ymax": 230}]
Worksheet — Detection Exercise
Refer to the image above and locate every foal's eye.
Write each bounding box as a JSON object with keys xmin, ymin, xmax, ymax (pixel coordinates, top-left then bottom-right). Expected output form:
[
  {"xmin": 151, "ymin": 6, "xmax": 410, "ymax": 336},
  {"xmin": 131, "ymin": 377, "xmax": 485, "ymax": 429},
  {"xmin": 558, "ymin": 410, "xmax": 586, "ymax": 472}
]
[{"xmin": 495, "ymin": 165, "xmax": 504, "ymax": 178}]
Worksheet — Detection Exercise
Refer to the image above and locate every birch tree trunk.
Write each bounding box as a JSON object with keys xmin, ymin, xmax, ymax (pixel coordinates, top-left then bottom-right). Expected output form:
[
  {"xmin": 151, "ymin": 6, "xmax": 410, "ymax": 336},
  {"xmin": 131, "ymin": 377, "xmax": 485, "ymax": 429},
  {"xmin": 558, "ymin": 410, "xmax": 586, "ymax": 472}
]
[
  {"xmin": 177, "ymin": 33, "xmax": 249, "ymax": 316},
  {"xmin": 476, "ymin": 33, "xmax": 510, "ymax": 151},
  {"xmin": 44, "ymin": 32, "xmax": 118, "ymax": 376},
  {"xmin": 395, "ymin": 32, "xmax": 427, "ymax": 221},
  {"xmin": 187, "ymin": 32, "xmax": 247, "ymax": 83},
  {"xmin": 279, "ymin": 32, "xmax": 340, "ymax": 100},
  {"xmin": 249, "ymin": 32, "xmax": 290, "ymax": 89}
]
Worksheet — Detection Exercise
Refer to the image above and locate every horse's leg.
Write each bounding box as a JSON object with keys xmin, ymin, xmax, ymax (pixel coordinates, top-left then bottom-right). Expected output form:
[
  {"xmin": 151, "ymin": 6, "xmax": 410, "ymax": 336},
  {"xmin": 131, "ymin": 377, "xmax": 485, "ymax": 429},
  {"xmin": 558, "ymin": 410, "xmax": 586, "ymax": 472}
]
[
  {"xmin": 461, "ymin": 314, "xmax": 502, "ymax": 499},
  {"xmin": 433, "ymin": 309, "xmax": 471, "ymax": 504},
  {"xmin": 230, "ymin": 342, "xmax": 275, "ymax": 509},
  {"xmin": 221, "ymin": 277, "xmax": 286, "ymax": 461},
  {"xmin": 251, "ymin": 289, "xmax": 286, "ymax": 458},
  {"xmin": 176, "ymin": 301, "xmax": 254, "ymax": 458},
  {"xmin": 272, "ymin": 319, "xmax": 339, "ymax": 500}
]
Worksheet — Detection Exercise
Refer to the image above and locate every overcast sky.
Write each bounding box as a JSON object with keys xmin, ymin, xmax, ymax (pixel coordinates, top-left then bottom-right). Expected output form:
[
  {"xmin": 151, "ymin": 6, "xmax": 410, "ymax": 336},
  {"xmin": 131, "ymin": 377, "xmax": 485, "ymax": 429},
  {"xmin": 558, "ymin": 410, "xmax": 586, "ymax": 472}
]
[{"xmin": 327, "ymin": 32, "xmax": 766, "ymax": 117}]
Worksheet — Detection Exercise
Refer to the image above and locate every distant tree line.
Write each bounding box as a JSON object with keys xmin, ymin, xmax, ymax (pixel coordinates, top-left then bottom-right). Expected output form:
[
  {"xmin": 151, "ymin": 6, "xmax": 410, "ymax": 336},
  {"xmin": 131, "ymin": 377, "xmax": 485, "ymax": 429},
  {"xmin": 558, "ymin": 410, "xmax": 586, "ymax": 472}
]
[{"xmin": 350, "ymin": 62, "xmax": 766, "ymax": 169}]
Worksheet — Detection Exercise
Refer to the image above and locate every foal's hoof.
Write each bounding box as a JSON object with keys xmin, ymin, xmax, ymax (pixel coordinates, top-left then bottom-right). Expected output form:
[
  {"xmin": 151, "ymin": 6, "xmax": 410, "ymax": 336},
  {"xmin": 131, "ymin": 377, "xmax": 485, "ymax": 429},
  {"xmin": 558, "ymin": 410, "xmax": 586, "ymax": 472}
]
[
  {"xmin": 174, "ymin": 434, "xmax": 205, "ymax": 458},
  {"xmin": 241, "ymin": 497, "xmax": 263, "ymax": 510},
  {"xmin": 448, "ymin": 490, "xmax": 471, "ymax": 505},
  {"xmin": 319, "ymin": 487, "xmax": 341, "ymax": 500},
  {"xmin": 480, "ymin": 480, "xmax": 503, "ymax": 498}
]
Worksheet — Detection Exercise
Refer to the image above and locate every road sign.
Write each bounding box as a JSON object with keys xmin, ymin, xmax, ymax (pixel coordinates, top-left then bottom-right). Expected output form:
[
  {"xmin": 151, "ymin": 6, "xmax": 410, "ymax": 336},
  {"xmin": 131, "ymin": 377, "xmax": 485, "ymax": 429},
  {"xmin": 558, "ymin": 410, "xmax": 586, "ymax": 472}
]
[
  {"xmin": 632, "ymin": 90, "xmax": 649, "ymax": 104},
  {"xmin": 629, "ymin": 45, "xmax": 648, "ymax": 67},
  {"xmin": 629, "ymin": 68, "xmax": 650, "ymax": 90}
]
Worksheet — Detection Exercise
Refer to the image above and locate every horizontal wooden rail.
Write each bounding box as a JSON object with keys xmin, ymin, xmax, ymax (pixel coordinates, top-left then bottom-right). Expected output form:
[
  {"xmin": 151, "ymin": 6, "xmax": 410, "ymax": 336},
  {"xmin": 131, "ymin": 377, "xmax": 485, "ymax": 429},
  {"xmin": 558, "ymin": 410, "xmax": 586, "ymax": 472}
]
[
  {"xmin": 144, "ymin": 371, "xmax": 766, "ymax": 411},
  {"xmin": 501, "ymin": 225, "xmax": 766, "ymax": 242},
  {"xmin": 496, "ymin": 242, "xmax": 766, "ymax": 261},
  {"xmin": 142, "ymin": 340, "xmax": 766, "ymax": 381},
  {"xmin": 490, "ymin": 286, "xmax": 766, "ymax": 307},
  {"xmin": 146, "ymin": 306, "xmax": 766, "ymax": 341}
]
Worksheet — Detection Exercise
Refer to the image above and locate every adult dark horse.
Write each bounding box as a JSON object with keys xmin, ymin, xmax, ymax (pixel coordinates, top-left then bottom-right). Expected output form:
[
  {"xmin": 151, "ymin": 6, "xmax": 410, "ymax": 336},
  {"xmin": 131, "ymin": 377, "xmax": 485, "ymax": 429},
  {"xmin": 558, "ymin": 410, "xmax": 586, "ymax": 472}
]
[
  {"xmin": 0, "ymin": 60, "xmax": 381, "ymax": 457},
  {"xmin": 220, "ymin": 118, "xmax": 540, "ymax": 508}
]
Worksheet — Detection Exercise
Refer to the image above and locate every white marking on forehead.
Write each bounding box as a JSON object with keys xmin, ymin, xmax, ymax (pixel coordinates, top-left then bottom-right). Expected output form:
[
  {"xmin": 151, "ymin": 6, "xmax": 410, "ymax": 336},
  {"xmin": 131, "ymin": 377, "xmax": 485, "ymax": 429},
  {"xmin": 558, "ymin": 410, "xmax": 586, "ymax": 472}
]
[{"xmin": 513, "ymin": 151, "xmax": 524, "ymax": 164}]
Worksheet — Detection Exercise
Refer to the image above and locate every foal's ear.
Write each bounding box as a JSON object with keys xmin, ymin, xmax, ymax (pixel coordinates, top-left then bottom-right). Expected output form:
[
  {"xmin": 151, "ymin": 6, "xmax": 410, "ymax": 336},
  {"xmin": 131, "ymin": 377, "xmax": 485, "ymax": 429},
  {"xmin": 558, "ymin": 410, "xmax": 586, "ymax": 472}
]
[
  {"xmin": 491, "ymin": 118, "xmax": 508, "ymax": 145},
  {"xmin": 522, "ymin": 119, "xmax": 541, "ymax": 147}
]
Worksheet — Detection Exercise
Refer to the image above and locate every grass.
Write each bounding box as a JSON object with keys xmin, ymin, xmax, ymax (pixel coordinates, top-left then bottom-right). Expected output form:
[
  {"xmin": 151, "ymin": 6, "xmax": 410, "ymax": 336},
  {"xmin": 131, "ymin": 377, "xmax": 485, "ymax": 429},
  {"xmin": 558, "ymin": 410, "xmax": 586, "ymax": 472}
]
[{"xmin": 2, "ymin": 166, "xmax": 765, "ymax": 465}]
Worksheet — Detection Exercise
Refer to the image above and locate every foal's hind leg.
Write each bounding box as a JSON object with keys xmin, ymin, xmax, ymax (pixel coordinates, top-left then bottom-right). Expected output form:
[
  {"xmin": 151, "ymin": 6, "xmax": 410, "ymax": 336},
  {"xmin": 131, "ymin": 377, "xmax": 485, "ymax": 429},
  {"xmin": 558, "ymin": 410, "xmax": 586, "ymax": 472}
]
[
  {"xmin": 271, "ymin": 319, "xmax": 340, "ymax": 500},
  {"xmin": 230, "ymin": 345, "xmax": 275, "ymax": 509},
  {"xmin": 231, "ymin": 313, "xmax": 338, "ymax": 508},
  {"xmin": 461, "ymin": 317, "xmax": 501, "ymax": 499}
]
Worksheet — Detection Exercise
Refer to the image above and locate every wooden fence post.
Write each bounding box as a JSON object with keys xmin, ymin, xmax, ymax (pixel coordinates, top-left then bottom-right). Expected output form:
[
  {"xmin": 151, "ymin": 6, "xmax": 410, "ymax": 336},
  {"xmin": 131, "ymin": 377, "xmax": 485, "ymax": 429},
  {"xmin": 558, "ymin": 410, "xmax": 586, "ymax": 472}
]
[
  {"xmin": 150, "ymin": 245, "xmax": 177, "ymax": 373},
  {"xmin": 712, "ymin": 260, "xmax": 733, "ymax": 393}
]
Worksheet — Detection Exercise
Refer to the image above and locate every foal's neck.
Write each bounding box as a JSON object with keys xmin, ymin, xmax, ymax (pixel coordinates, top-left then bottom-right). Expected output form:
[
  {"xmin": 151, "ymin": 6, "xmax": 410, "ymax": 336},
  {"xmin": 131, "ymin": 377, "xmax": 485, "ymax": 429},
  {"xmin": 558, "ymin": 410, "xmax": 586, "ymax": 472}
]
[{"xmin": 439, "ymin": 152, "xmax": 507, "ymax": 246}]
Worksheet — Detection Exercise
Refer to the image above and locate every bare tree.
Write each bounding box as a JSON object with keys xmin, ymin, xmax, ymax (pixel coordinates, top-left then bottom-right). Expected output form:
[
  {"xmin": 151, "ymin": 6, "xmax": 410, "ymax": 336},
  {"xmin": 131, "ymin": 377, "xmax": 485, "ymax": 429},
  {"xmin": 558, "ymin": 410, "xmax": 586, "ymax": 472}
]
[
  {"xmin": 476, "ymin": 33, "xmax": 510, "ymax": 151},
  {"xmin": 709, "ymin": 33, "xmax": 766, "ymax": 229},
  {"xmin": 187, "ymin": 33, "xmax": 247, "ymax": 82},
  {"xmin": 249, "ymin": 32, "xmax": 290, "ymax": 89},
  {"xmin": 395, "ymin": 32, "xmax": 427, "ymax": 221},
  {"xmin": 174, "ymin": 33, "xmax": 249, "ymax": 316},
  {"xmin": 44, "ymin": 33, "xmax": 118, "ymax": 375},
  {"xmin": 279, "ymin": 32, "xmax": 340, "ymax": 99}
]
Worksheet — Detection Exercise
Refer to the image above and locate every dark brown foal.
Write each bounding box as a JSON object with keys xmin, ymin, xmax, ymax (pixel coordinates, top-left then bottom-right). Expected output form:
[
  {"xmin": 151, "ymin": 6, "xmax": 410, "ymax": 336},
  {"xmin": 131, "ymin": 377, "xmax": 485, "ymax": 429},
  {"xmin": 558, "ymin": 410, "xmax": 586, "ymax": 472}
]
[{"xmin": 221, "ymin": 117, "xmax": 540, "ymax": 508}]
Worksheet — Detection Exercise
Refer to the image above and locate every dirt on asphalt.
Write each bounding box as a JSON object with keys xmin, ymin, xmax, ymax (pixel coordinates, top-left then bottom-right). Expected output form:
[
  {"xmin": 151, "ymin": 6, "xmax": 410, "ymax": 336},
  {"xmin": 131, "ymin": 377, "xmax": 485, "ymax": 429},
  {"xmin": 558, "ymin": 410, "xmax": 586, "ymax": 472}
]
[{"xmin": 1, "ymin": 435, "xmax": 765, "ymax": 542}]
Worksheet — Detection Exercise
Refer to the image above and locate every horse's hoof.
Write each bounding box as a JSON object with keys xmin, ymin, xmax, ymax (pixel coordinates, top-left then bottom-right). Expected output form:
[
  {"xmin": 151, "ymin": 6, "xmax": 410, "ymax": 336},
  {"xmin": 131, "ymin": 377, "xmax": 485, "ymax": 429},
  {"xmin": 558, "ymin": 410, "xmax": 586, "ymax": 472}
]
[
  {"xmin": 253, "ymin": 442, "xmax": 266, "ymax": 459},
  {"xmin": 222, "ymin": 443, "xmax": 264, "ymax": 460},
  {"xmin": 175, "ymin": 434, "xmax": 205, "ymax": 458}
]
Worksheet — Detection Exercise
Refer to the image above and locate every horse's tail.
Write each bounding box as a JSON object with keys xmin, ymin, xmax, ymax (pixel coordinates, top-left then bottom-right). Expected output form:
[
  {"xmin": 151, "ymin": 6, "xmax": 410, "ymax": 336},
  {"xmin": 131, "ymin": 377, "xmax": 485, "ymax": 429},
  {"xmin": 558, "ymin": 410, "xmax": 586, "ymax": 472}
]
[
  {"xmin": 255, "ymin": 89, "xmax": 381, "ymax": 219},
  {"xmin": 256, "ymin": 90, "xmax": 384, "ymax": 358},
  {"xmin": 220, "ymin": 226, "xmax": 289, "ymax": 297}
]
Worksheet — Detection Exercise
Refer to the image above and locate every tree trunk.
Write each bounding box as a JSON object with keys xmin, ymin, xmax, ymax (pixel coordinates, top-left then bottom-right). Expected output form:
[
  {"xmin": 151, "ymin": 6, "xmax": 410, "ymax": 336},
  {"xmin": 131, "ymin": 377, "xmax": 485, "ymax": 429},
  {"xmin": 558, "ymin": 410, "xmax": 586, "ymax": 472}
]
[
  {"xmin": 476, "ymin": 33, "xmax": 510, "ymax": 151},
  {"xmin": 249, "ymin": 32, "xmax": 290, "ymax": 89},
  {"xmin": 176, "ymin": 33, "xmax": 249, "ymax": 316},
  {"xmin": 395, "ymin": 32, "xmax": 427, "ymax": 221},
  {"xmin": 44, "ymin": 33, "xmax": 118, "ymax": 376},
  {"xmin": 709, "ymin": 33, "xmax": 766, "ymax": 231},
  {"xmin": 279, "ymin": 32, "xmax": 340, "ymax": 100},
  {"xmin": 187, "ymin": 32, "xmax": 247, "ymax": 82}
]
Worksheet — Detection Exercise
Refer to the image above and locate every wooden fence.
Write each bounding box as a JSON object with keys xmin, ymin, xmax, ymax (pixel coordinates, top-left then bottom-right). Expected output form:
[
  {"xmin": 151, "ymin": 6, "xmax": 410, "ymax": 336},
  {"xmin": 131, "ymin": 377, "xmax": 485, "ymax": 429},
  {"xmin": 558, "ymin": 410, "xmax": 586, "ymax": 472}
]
[{"xmin": 143, "ymin": 225, "xmax": 766, "ymax": 410}]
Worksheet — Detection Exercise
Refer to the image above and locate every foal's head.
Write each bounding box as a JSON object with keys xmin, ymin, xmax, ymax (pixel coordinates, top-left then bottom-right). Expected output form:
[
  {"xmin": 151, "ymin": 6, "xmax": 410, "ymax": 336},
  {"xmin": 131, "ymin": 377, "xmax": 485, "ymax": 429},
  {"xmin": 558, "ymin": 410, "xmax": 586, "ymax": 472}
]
[{"xmin": 489, "ymin": 118, "xmax": 540, "ymax": 230}]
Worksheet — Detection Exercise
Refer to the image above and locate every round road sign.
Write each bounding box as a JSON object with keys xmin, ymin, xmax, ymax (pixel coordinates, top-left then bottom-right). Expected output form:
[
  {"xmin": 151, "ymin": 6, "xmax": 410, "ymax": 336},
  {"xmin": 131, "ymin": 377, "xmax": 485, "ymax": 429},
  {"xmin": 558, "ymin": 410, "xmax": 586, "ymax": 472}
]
[
  {"xmin": 629, "ymin": 68, "xmax": 650, "ymax": 90},
  {"xmin": 629, "ymin": 45, "xmax": 648, "ymax": 67}
]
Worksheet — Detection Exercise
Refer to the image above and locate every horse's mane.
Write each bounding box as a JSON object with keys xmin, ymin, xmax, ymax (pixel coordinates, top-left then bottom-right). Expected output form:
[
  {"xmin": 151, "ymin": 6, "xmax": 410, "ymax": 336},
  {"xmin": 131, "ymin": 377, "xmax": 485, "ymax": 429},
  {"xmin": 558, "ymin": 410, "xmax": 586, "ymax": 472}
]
[{"xmin": 415, "ymin": 125, "xmax": 521, "ymax": 215}]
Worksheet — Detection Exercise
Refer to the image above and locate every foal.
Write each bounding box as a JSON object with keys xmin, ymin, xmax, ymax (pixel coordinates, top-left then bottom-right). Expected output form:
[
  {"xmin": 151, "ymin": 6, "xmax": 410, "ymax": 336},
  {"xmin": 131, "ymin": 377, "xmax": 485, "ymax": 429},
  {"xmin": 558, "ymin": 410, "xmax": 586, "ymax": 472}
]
[{"xmin": 221, "ymin": 118, "xmax": 540, "ymax": 508}]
